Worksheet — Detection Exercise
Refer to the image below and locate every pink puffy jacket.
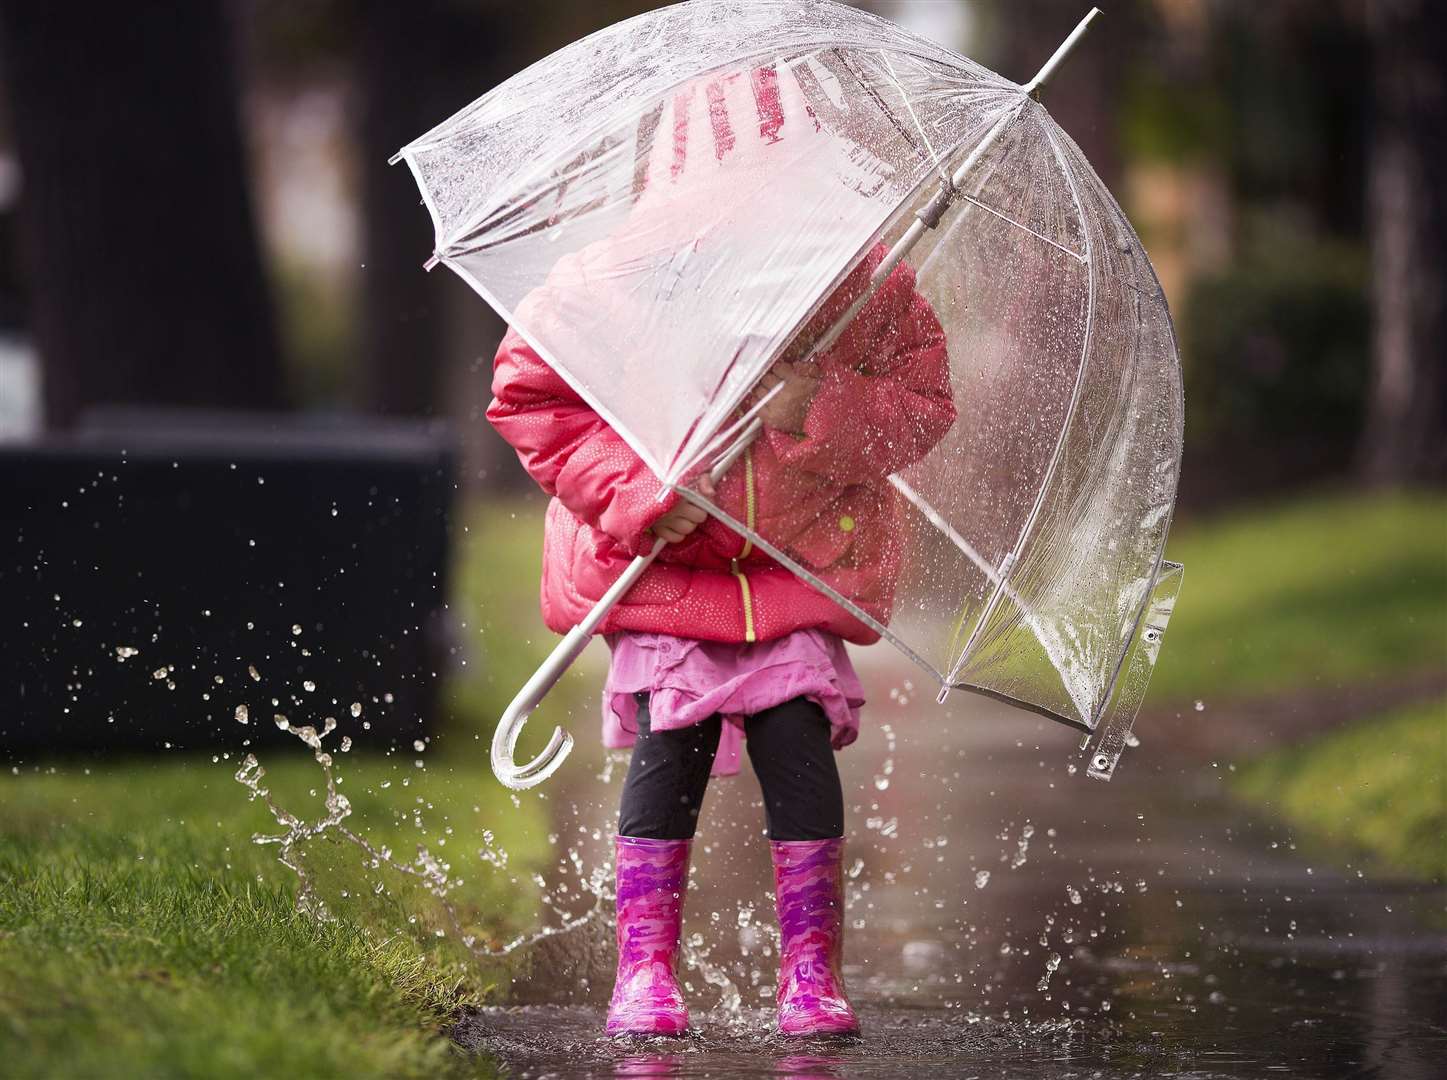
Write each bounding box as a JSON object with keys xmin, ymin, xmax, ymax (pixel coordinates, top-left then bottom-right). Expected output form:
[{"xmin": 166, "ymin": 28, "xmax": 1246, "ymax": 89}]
[{"xmin": 486, "ymin": 243, "xmax": 955, "ymax": 646}]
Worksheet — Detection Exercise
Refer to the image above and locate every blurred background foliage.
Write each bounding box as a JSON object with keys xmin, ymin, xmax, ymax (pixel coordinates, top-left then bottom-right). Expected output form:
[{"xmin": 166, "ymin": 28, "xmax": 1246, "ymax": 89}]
[
  {"xmin": 0, "ymin": 0, "xmax": 1439, "ymax": 863},
  {"xmin": 0, "ymin": 0, "xmax": 1439, "ymax": 847},
  {"xmin": 0, "ymin": 0, "xmax": 1440, "ymax": 495}
]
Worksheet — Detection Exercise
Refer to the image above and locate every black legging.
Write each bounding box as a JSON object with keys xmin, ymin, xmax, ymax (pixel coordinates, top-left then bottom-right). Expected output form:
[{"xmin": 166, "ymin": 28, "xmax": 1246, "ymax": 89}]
[{"xmin": 617, "ymin": 693, "xmax": 844, "ymax": 841}]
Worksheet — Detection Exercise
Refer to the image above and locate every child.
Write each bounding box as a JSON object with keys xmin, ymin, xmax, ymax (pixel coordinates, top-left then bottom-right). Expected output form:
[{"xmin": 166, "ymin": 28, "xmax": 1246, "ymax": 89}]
[{"xmin": 487, "ymin": 241, "xmax": 954, "ymax": 1037}]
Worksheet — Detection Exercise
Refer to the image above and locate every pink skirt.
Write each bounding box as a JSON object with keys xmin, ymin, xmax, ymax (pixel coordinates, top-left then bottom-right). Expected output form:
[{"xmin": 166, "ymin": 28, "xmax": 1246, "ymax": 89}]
[{"xmin": 602, "ymin": 628, "xmax": 865, "ymax": 777}]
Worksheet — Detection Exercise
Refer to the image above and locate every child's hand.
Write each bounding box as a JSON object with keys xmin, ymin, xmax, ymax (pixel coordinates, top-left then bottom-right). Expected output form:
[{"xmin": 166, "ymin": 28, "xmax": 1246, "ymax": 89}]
[
  {"xmin": 652, "ymin": 499, "xmax": 708, "ymax": 543},
  {"xmin": 750, "ymin": 361, "xmax": 820, "ymax": 435}
]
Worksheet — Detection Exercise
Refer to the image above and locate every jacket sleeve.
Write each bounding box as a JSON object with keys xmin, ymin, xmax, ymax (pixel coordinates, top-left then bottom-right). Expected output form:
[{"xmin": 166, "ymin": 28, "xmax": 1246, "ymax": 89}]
[
  {"xmin": 486, "ymin": 327, "xmax": 677, "ymax": 553},
  {"xmin": 768, "ymin": 259, "xmax": 956, "ymax": 485}
]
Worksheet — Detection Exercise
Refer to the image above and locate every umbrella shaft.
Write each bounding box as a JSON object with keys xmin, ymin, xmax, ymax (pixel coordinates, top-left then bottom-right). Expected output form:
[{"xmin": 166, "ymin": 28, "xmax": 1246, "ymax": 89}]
[{"xmin": 809, "ymin": 104, "xmax": 1020, "ymax": 364}]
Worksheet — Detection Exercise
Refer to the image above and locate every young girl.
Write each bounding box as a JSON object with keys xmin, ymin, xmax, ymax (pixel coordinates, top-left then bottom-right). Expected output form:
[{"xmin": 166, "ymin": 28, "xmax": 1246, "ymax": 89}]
[{"xmin": 487, "ymin": 239, "xmax": 954, "ymax": 1037}]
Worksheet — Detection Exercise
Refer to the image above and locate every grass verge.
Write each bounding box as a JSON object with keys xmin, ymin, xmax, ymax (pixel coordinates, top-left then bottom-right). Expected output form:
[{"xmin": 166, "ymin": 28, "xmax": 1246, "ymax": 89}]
[
  {"xmin": 1232, "ymin": 696, "xmax": 1447, "ymax": 880},
  {"xmin": 1153, "ymin": 490, "xmax": 1446, "ymax": 702},
  {"xmin": 0, "ymin": 748, "xmax": 548, "ymax": 1078}
]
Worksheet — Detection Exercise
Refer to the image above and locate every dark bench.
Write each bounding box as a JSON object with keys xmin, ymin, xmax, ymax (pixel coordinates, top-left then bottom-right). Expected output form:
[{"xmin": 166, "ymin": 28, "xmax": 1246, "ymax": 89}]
[{"xmin": 0, "ymin": 410, "xmax": 455, "ymax": 757}]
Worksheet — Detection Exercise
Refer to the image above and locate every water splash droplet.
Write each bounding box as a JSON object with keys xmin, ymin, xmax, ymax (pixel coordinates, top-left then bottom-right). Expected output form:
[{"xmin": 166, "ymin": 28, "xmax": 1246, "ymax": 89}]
[{"xmin": 1036, "ymin": 951, "xmax": 1061, "ymax": 992}]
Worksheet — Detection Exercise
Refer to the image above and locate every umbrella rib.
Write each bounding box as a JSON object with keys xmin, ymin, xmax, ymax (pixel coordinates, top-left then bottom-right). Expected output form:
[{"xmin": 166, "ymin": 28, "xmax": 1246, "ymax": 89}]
[
  {"xmin": 943, "ymin": 107, "xmax": 1098, "ymax": 694},
  {"xmin": 679, "ymin": 382, "xmax": 783, "ymax": 482},
  {"xmin": 888, "ymin": 475, "xmax": 1009, "ymax": 592},
  {"xmin": 674, "ymin": 484, "xmax": 947, "ymax": 684},
  {"xmin": 877, "ymin": 51, "xmax": 950, "ymax": 185},
  {"xmin": 832, "ymin": 47, "xmax": 945, "ymax": 184},
  {"xmin": 957, "ymin": 194, "xmax": 1086, "ymax": 261},
  {"xmin": 834, "ymin": 48, "xmax": 917, "ymax": 144}
]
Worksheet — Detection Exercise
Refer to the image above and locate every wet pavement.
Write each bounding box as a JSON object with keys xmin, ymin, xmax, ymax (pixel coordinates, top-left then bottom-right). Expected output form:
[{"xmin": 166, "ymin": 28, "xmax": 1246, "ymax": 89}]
[{"xmin": 453, "ymin": 659, "xmax": 1447, "ymax": 1078}]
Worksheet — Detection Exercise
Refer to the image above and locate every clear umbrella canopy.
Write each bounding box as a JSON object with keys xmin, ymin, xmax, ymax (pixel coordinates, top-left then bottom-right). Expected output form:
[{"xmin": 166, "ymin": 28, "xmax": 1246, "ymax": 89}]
[{"xmin": 393, "ymin": 0, "xmax": 1184, "ymax": 778}]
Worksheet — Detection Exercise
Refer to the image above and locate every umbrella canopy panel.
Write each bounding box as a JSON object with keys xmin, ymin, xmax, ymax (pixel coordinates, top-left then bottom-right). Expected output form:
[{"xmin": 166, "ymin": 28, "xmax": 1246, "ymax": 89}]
[
  {"xmin": 395, "ymin": 0, "xmax": 1020, "ymax": 482},
  {"xmin": 680, "ymin": 101, "xmax": 1183, "ymax": 733},
  {"xmin": 394, "ymin": 0, "xmax": 1183, "ymax": 741},
  {"xmin": 948, "ymin": 119, "xmax": 1183, "ymax": 727}
]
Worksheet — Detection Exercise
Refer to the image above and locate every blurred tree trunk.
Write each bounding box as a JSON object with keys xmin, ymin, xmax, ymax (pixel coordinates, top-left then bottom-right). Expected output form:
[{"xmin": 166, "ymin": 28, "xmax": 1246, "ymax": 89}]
[
  {"xmin": 1358, "ymin": 0, "xmax": 1447, "ymax": 486},
  {"xmin": 0, "ymin": 0, "xmax": 284, "ymax": 429},
  {"xmin": 990, "ymin": 0, "xmax": 1138, "ymax": 191},
  {"xmin": 356, "ymin": 0, "xmax": 523, "ymax": 418}
]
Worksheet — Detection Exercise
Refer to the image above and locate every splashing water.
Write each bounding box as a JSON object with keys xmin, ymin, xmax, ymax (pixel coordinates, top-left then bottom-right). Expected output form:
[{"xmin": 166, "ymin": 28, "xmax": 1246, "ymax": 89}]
[
  {"xmin": 233, "ymin": 710, "xmax": 601, "ymax": 952},
  {"xmin": 1035, "ymin": 951, "xmax": 1062, "ymax": 992},
  {"xmin": 221, "ymin": 644, "xmax": 1140, "ymax": 1039},
  {"xmin": 231, "ymin": 699, "xmax": 745, "ymax": 1014},
  {"xmin": 1010, "ymin": 821, "xmax": 1035, "ymax": 870},
  {"xmin": 872, "ymin": 720, "xmax": 897, "ymax": 791}
]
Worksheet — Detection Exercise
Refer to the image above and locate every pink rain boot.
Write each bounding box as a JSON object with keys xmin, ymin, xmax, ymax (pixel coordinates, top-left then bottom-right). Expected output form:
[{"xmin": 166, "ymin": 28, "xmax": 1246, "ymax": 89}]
[
  {"xmin": 771, "ymin": 838, "xmax": 860, "ymax": 1037},
  {"xmin": 606, "ymin": 836, "xmax": 692, "ymax": 1037}
]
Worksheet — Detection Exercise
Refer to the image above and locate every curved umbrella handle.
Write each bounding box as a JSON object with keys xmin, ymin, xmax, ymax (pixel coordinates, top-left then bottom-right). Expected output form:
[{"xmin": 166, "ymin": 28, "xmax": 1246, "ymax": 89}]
[
  {"xmin": 491, "ymin": 534, "xmax": 668, "ymax": 789},
  {"xmin": 491, "ymin": 419, "xmax": 764, "ymax": 790}
]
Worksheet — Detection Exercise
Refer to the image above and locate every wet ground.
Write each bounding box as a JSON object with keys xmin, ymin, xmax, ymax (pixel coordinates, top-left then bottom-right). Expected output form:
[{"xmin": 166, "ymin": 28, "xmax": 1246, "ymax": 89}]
[{"xmin": 453, "ymin": 659, "xmax": 1447, "ymax": 1078}]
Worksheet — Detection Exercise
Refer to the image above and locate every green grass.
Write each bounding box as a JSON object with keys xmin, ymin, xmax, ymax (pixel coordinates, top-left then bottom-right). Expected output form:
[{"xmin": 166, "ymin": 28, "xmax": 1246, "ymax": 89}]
[
  {"xmin": 1233, "ymin": 696, "xmax": 1447, "ymax": 880},
  {"xmin": 1152, "ymin": 490, "xmax": 1447, "ymax": 702},
  {"xmin": 0, "ymin": 751, "xmax": 549, "ymax": 1078},
  {"xmin": 1156, "ymin": 492, "xmax": 1446, "ymax": 879},
  {"xmin": 0, "ymin": 496, "xmax": 575, "ymax": 1077}
]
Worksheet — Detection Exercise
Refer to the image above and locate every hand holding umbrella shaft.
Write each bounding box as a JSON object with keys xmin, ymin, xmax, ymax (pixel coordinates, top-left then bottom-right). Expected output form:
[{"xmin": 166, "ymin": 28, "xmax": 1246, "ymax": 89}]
[
  {"xmin": 749, "ymin": 361, "xmax": 821, "ymax": 435},
  {"xmin": 653, "ymin": 499, "xmax": 708, "ymax": 542}
]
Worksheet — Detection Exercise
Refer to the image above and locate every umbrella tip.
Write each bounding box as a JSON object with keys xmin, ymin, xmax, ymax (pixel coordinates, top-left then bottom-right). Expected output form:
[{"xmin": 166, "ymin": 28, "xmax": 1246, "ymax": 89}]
[
  {"xmin": 1021, "ymin": 7, "xmax": 1104, "ymax": 100},
  {"xmin": 387, "ymin": 150, "xmax": 405, "ymax": 166},
  {"xmin": 423, "ymin": 254, "xmax": 441, "ymax": 272}
]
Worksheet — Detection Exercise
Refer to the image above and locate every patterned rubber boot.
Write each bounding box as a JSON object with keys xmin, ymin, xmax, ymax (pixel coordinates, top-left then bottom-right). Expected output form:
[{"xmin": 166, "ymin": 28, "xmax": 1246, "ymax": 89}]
[
  {"xmin": 771, "ymin": 838, "xmax": 860, "ymax": 1037},
  {"xmin": 606, "ymin": 836, "xmax": 692, "ymax": 1037}
]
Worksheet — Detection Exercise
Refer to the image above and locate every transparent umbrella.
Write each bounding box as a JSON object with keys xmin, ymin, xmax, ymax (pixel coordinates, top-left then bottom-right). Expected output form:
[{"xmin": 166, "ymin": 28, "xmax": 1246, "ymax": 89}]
[{"xmin": 391, "ymin": 0, "xmax": 1183, "ymax": 789}]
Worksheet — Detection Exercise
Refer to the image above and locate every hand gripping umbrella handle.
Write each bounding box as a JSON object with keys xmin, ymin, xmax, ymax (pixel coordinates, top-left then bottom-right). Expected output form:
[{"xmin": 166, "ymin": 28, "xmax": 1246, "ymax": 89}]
[{"xmin": 490, "ymin": 419, "xmax": 762, "ymax": 790}]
